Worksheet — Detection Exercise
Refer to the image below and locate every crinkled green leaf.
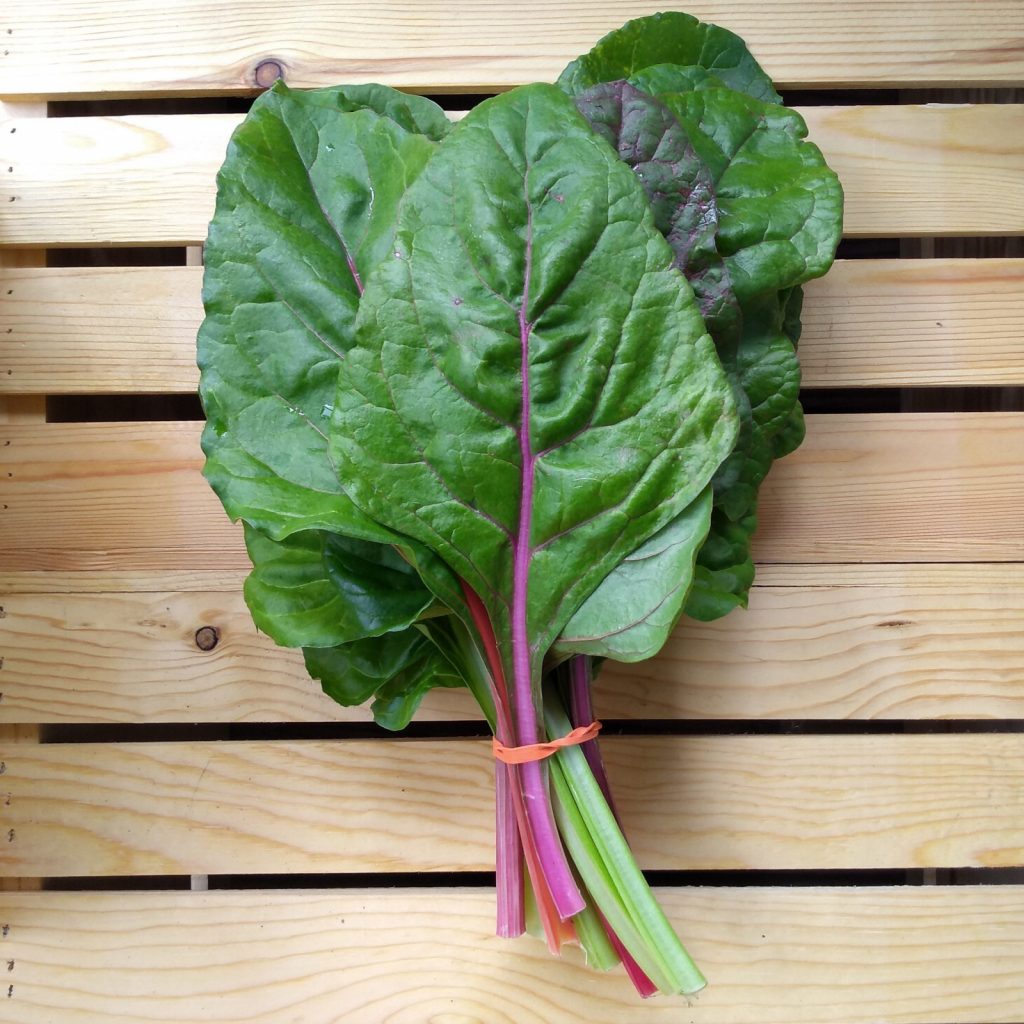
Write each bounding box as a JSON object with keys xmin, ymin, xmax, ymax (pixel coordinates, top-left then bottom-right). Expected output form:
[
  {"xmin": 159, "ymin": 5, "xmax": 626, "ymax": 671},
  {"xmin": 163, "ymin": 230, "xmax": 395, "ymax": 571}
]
[
  {"xmin": 243, "ymin": 524, "xmax": 436, "ymax": 648},
  {"xmin": 683, "ymin": 509, "xmax": 757, "ymax": 621},
  {"xmin": 654, "ymin": 87, "xmax": 842, "ymax": 302},
  {"xmin": 197, "ymin": 82, "xmax": 474, "ymax": 711},
  {"xmin": 780, "ymin": 284, "xmax": 805, "ymax": 349},
  {"xmin": 198, "ymin": 81, "xmax": 445, "ymax": 542},
  {"xmin": 297, "ymin": 82, "xmax": 453, "ymax": 141},
  {"xmin": 303, "ymin": 624, "xmax": 466, "ymax": 731},
  {"xmin": 332, "ymin": 83, "xmax": 738, "ymax": 684},
  {"xmin": 558, "ymin": 11, "xmax": 780, "ymax": 104},
  {"xmin": 772, "ymin": 403, "xmax": 806, "ymax": 461},
  {"xmin": 629, "ymin": 64, "xmax": 729, "ymax": 97},
  {"xmin": 303, "ymin": 627, "xmax": 427, "ymax": 707},
  {"xmin": 576, "ymin": 70, "xmax": 840, "ymax": 620},
  {"xmin": 570, "ymin": 74, "xmax": 832, "ymax": 619},
  {"xmin": 369, "ymin": 650, "xmax": 466, "ymax": 730},
  {"xmin": 553, "ymin": 487, "xmax": 712, "ymax": 662},
  {"xmin": 572, "ymin": 80, "xmax": 741, "ymax": 356}
]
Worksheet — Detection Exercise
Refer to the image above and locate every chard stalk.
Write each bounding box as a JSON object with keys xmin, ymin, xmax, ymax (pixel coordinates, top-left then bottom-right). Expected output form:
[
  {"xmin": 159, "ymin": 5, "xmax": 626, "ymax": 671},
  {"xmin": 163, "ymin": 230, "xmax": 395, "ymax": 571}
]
[
  {"xmin": 567, "ymin": 655, "xmax": 619, "ymax": 821},
  {"xmin": 510, "ymin": 197, "xmax": 585, "ymax": 924},
  {"xmin": 545, "ymin": 697, "xmax": 707, "ymax": 996}
]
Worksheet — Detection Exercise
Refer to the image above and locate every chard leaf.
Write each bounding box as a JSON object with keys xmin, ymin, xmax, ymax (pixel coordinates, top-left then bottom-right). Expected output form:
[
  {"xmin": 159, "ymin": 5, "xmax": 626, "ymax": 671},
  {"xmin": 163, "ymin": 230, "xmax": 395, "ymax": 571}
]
[
  {"xmin": 685, "ymin": 511, "xmax": 756, "ymax": 621},
  {"xmin": 198, "ymin": 82, "xmax": 473, "ymax": 704},
  {"xmin": 553, "ymin": 487, "xmax": 712, "ymax": 662},
  {"xmin": 296, "ymin": 82, "xmax": 454, "ymax": 141},
  {"xmin": 558, "ymin": 11, "xmax": 780, "ymax": 105},
  {"xmin": 198, "ymin": 81, "xmax": 446, "ymax": 542},
  {"xmin": 243, "ymin": 525, "xmax": 436, "ymax": 648},
  {"xmin": 572, "ymin": 80, "xmax": 741, "ymax": 355},
  {"xmin": 331, "ymin": 83, "xmax": 738, "ymax": 685},
  {"xmin": 303, "ymin": 624, "xmax": 466, "ymax": 731},
  {"xmin": 576, "ymin": 71, "xmax": 841, "ymax": 620},
  {"xmin": 369, "ymin": 649, "xmax": 467, "ymax": 730},
  {"xmin": 772, "ymin": 403, "xmax": 806, "ymax": 461},
  {"xmin": 629, "ymin": 64, "xmax": 729, "ymax": 96},
  {"xmin": 304, "ymin": 629, "xmax": 424, "ymax": 708},
  {"xmin": 653, "ymin": 86, "xmax": 843, "ymax": 301}
]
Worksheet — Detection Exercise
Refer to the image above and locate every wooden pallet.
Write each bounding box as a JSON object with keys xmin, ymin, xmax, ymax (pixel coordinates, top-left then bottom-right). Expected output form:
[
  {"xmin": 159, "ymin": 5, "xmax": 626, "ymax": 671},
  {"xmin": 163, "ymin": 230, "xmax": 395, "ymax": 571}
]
[{"xmin": 2, "ymin": 2, "xmax": 1023, "ymax": 1021}]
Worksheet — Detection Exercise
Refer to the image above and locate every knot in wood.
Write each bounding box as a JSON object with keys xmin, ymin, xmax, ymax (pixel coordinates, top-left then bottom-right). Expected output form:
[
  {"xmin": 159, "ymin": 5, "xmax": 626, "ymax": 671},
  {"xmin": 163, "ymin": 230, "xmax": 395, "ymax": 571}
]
[
  {"xmin": 194, "ymin": 626, "xmax": 220, "ymax": 652},
  {"xmin": 254, "ymin": 59, "xmax": 285, "ymax": 88}
]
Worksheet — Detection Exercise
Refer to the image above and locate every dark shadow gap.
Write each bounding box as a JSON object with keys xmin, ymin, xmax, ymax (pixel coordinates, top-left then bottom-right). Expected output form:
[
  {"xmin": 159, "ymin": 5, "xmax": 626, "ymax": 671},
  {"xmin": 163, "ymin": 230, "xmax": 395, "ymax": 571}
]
[
  {"xmin": 802, "ymin": 387, "xmax": 1024, "ymax": 415},
  {"xmin": 46, "ymin": 87, "xmax": 1024, "ymax": 120},
  {"xmin": 837, "ymin": 237, "xmax": 1024, "ymax": 259},
  {"xmin": 39, "ymin": 719, "xmax": 1024, "ymax": 745},
  {"xmin": 48, "ymin": 97, "xmax": 257, "ymax": 117},
  {"xmin": 46, "ymin": 247, "xmax": 188, "ymax": 267},
  {"xmin": 39, "ymin": 865, "xmax": 1024, "ymax": 892},
  {"xmin": 42, "ymin": 389, "xmax": 1024, "ymax": 424},
  {"xmin": 46, "ymin": 394, "xmax": 205, "ymax": 422}
]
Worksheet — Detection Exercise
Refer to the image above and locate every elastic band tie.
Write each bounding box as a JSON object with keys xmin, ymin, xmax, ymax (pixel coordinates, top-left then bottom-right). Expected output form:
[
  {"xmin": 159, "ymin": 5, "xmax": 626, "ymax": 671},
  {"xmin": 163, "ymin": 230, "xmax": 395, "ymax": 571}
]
[{"xmin": 492, "ymin": 721, "xmax": 602, "ymax": 765}]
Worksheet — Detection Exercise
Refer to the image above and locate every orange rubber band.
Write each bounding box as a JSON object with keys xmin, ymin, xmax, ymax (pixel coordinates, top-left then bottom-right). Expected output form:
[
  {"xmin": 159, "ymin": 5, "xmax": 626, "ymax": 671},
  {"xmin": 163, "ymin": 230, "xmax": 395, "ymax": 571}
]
[{"xmin": 492, "ymin": 721, "xmax": 603, "ymax": 765}]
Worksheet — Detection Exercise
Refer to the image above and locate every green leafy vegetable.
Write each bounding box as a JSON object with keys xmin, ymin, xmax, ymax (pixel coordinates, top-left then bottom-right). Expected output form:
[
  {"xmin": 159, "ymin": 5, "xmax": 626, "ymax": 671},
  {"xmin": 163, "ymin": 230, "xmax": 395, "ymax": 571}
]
[
  {"xmin": 199, "ymin": 82, "xmax": 444, "ymax": 542},
  {"xmin": 331, "ymin": 82, "xmax": 738, "ymax": 680},
  {"xmin": 553, "ymin": 487, "xmax": 712, "ymax": 662},
  {"xmin": 558, "ymin": 10, "xmax": 780, "ymax": 104},
  {"xmin": 198, "ymin": 12, "xmax": 842, "ymax": 1001},
  {"xmin": 304, "ymin": 624, "xmax": 465, "ymax": 731},
  {"xmin": 567, "ymin": 39, "xmax": 842, "ymax": 619},
  {"xmin": 242, "ymin": 525, "xmax": 436, "ymax": 648}
]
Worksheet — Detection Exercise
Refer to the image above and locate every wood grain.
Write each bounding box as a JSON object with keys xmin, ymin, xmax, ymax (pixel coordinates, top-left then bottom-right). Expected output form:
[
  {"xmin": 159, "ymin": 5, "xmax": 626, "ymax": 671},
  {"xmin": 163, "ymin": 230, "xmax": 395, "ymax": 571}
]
[
  {"xmin": 2, "ymin": 0, "xmax": 1023, "ymax": 97},
  {"xmin": 3, "ymin": 735, "xmax": 1021, "ymax": 876},
  {"xmin": 597, "ymin": 565, "xmax": 1024, "ymax": 719},
  {"xmin": 3, "ymin": 565, "xmax": 1024, "ymax": 723},
  {"xmin": 756, "ymin": 412, "xmax": 1024, "ymax": 563},
  {"xmin": 0, "ymin": 266, "xmax": 203, "ymax": 394},
  {"xmin": 2, "ymin": 414, "xmax": 1021, "ymax": 571},
  {"xmin": 0, "ymin": 586, "xmax": 479, "ymax": 724},
  {"xmin": 3, "ymin": 886, "xmax": 1024, "ymax": 1023},
  {"xmin": 803, "ymin": 104, "xmax": 1024, "ymax": 241},
  {"xmin": 0, "ymin": 177, "xmax": 47, "ymax": 423},
  {"xmin": 5, "ymin": 259, "xmax": 1024, "ymax": 393},
  {"xmin": 3, "ymin": 105, "xmax": 1023, "ymax": 246},
  {"xmin": 800, "ymin": 258, "xmax": 1024, "ymax": 387}
]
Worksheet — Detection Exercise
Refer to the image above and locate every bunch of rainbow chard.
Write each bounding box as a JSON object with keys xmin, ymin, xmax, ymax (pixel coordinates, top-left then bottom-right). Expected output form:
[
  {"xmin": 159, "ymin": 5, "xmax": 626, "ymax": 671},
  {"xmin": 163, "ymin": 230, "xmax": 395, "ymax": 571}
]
[{"xmin": 198, "ymin": 12, "xmax": 842, "ymax": 997}]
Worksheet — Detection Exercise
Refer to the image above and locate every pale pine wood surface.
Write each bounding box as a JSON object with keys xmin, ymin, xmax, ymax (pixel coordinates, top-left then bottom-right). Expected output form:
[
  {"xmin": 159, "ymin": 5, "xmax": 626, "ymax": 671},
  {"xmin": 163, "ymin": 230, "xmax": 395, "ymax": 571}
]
[
  {"xmin": 5, "ymin": 259, "xmax": 1024, "ymax": 393},
  {"xmin": 755, "ymin": 412, "xmax": 1024, "ymax": 562},
  {"xmin": 799, "ymin": 258, "xmax": 1024, "ymax": 387},
  {"xmin": 2, "ymin": 414, "xmax": 1021, "ymax": 570},
  {"xmin": 2, "ymin": 0, "xmax": 1023, "ymax": 97},
  {"xmin": 1, "ymin": 12, "xmax": 1021, "ymax": 1020},
  {"xmin": 0, "ymin": 266, "xmax": 203, "ymax": 394},
  {"xmin": 3, "ymin": 887, "xmax": 1023, "ymax": 1023},
  {"xmin": 3, "ymin": 105, "xmax": 1023, "ymax": 245},
  {"xmin": 2, "ymin": 565, "xmax": 1023, "ymax": 723},
  {"xmin": 3, "ymin": 735, "xmax": 1021, "ymax": 876}
]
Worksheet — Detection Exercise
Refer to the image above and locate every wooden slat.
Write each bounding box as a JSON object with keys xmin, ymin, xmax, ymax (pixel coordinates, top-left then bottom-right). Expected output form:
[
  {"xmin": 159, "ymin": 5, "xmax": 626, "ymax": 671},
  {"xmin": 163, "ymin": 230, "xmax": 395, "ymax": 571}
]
[
  {"xmin": 0, "ymin": 586, "xmax": 479, "ymax": 724},
  {"xmin": 5, "ymin": 259, "xmax": 1024, "ymax": 393},
  {"xmin": 3, "ymin": 735, "xmax": 1021, "ymax": 876},
  {"xmin": 599, "ymin": 564, "xmax": 1024, "ymax": 719},
  {"xmin": 0, "ymin": 190, "xmax": 48, "ymax": 421},
  {"xmin": 2, "ymin": 414, "xmax": 1022, "ymax": 571},
  {"xmin": 3, "ymin": 564, "xmax": 1023, "ymax": 723},
  {"xmin": 2, "ymin": 0, "xmax": 1023, "ymax": 97},
  {"xmin": 3, "ymin": 105, "xmax": 1023, "ymax": 246},
  {"xmin": 800, "ymin": 258, "xmax": 1024, "ymax": 387},
  {"xmin": 802, "ymin": 104, "xmax": 1024, "ymax": 241},
  {"xmin": 4, "ymin": 887, "xmax": 1024, "ymax": 1023},
  {"xmin": 756, "ymin": 412, "xmax": 1024, "ymax": 563},
  {"xmin": 0, "ymin": 266, "xmax": 202, "ymax": 394}
]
